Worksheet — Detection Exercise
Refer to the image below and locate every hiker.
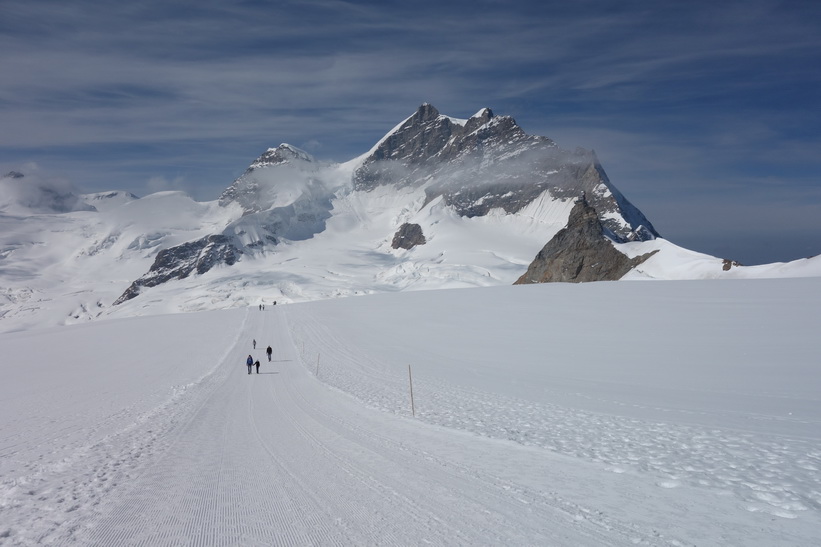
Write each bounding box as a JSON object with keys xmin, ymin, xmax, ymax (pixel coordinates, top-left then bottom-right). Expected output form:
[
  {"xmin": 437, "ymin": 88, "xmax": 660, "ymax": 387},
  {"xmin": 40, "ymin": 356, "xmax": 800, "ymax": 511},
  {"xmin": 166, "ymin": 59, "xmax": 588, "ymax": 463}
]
[
  {"xmin": 253, "ymin": 339, "xmax": 256, "ymax": 349},
  {"xmin": 255, "ymin": 360, "xmax": 261, "ymax": 374},
  {"xmin": 246, "ymin": 354, "xmax": 253, "ymax": 375},
  {"xmin": 266, "ymin": 345, "xmax": 273, "ymax": 362}
]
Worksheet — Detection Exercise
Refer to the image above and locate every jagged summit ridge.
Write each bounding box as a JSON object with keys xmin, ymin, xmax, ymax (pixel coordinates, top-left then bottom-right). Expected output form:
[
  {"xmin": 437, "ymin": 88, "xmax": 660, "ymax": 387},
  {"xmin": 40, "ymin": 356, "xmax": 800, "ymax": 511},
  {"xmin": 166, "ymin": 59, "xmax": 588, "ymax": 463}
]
[
  {"xmin": 353, "ymin": 104, "xmax": 657, "ymax": 239},
  {"xmin": 218, "ymin": 144, "xmax": 323, "ymax": 214},
  {"xmin": 353, "ymin": 104, "xmax": 551, "ymax": 192},
  {"xmin": 250, "ymin": 144, "xmax": 315, "ymax": 169}
]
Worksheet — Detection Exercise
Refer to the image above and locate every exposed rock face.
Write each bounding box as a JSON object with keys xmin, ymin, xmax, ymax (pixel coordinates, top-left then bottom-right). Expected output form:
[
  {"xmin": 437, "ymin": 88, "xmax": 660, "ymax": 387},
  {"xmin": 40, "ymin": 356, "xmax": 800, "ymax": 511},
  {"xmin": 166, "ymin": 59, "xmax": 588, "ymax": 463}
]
[
  {"xmin": 515, "ymin": 199, "xmax": 658, "ymax": 284},
  {"xmin": 114, "ymin": 235, "xmax": 241, "ymax": 304},
  {"xmin": 391, "ymin": 223, "xmax": 426, "ymax": 249},
  {"xmin": 353, "ymin": 104, "xmax": 658, "ymax": 242},
  {"xmin": 86, "ymin": 191, "xmax": 140, "ymax": 201}
]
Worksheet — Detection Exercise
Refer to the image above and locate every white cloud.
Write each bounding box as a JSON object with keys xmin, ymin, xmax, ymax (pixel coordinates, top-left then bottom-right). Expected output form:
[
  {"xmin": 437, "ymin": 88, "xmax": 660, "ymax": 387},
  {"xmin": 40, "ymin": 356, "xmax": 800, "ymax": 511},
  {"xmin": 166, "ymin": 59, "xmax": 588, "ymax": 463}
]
[{"xmin": 146, "ymin": 175, "xmax": 188, "ymax": 195}]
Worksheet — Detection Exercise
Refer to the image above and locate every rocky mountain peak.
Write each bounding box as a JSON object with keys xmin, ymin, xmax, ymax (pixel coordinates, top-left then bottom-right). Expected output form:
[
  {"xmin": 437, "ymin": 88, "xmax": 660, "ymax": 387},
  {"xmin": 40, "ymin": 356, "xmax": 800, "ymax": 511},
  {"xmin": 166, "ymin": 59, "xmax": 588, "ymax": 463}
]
[
  {"xmin": 514, "ymin": 197, "xmax": 657, "ymax": 284},
  {"xmin": 361, "ymin": 104, "xmax": 459, "ymax": 168},
  {"xmin": 349, "ymin": 104, "xmax": 656, "ymax": 240},
  {"xmin": 413, "ymin": 103, "xmax": 441, "ymax": 124},
  {"xmin": 566, "ymin": 194, "xmax": 600, "ymax": 227},
  {"xmin": 463, "ymin": 108, "xmax": 494, "ymax": 133},
  {"xmin": 218, "ymin": 144, "xmax": 319, "ymax": 212},
  {"xmin": 353, "ymin": 104, "xmax": 528, "ymax": 192},
  {"xmin": 249, "ymin": 144, "xmax": 314, "ymax": 170}
]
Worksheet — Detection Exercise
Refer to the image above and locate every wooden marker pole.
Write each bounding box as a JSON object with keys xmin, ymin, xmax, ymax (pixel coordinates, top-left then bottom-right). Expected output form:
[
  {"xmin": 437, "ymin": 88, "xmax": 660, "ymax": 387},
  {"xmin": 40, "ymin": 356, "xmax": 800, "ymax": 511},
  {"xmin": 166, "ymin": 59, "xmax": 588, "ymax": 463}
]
[{"xmin": 408, "ymin": 364, "xmax": 415, "ymax": 417}]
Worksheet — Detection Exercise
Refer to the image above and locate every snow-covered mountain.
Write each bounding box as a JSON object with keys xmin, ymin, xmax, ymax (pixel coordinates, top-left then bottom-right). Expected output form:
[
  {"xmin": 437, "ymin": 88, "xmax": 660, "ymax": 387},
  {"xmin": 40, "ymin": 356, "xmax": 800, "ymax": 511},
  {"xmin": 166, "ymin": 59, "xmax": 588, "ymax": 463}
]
[{"xmin": 1, "ymin": 105, "xmax": 819, "ymax": 332}]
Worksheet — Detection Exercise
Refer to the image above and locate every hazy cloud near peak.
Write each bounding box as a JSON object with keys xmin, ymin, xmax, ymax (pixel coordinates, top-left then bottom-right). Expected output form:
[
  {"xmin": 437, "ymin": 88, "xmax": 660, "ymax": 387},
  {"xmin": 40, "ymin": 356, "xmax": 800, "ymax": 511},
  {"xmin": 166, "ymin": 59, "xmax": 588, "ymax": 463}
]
[{"xmin": 0, "ymin": 163, "xmax": 91, "ymax": 213}]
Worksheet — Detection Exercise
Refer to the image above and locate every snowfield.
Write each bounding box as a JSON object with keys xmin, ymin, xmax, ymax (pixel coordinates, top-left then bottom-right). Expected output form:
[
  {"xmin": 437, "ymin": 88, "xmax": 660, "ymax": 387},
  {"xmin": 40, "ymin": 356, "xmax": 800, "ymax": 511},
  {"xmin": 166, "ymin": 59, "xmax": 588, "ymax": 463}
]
[{"xmin": 2, "ymin": 279, "xmax": 820, "ymax": 545}]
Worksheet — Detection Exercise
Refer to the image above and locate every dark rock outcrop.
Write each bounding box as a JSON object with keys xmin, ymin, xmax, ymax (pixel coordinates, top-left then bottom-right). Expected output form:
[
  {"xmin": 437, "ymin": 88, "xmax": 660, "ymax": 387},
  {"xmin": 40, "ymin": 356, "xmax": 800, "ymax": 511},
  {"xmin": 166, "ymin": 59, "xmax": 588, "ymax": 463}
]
[
  {"xmin": 722, "ymin": 258, "xmax": 743, "ymax": 271},
  {"xmin": 114, "ymin": 235, "xmax": 241, "ymax": 305},
  {"xmin": 391, "ymin": 223, "xmax": 426, "ymax": 249},
  {"xmin": 87, "ymin": 191, "xmax": 140, "ymax": 201},
  {"xmin": 515, "ymin": 198, "xmax": 658, "ymax": 284}
]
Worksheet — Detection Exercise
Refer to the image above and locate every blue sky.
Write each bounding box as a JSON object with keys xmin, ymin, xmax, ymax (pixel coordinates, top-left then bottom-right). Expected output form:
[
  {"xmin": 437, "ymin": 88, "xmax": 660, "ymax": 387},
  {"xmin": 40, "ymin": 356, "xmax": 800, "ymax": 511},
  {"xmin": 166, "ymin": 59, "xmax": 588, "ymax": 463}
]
[{"xmin": 2, "ymin": 0, "xmax": 819, "ymax": 265}]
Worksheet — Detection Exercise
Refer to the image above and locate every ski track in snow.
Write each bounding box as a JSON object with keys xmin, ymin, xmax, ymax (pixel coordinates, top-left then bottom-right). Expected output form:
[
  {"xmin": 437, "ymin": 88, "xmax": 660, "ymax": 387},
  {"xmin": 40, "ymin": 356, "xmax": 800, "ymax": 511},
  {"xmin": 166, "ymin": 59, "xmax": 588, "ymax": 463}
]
[
  {"xmin": 2, "ymin": 307, "xmax": 684, "ymax": 546},
  {"xmin": 0, "ymin": 311, "xmax": 253, "ymax": 545},
  {"xmin": 69, "ymin": 308, "xmax": 669, "ymax": 546},
  {"xmin": 285, "ymin": 305, "xmax": 821, "ymax": 523},
  {"xmin": 2, "ymin": 288, "xmax": 820, "ymax": 546}
]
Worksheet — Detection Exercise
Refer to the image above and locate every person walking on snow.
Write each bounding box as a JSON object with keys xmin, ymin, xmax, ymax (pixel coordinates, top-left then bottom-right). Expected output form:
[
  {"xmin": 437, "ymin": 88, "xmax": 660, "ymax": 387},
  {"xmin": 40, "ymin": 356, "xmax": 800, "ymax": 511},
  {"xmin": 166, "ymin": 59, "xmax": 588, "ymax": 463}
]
[
  {"xmin": 253, "ymin": 339, "xmax": 256, "ymax": 349},
  {"xmin": 266, "ymin": 345, "xmax": 272, "ymax": 362},
  {"xmin": 255, "ymin": 360, "xmax": 261, "ymax": 374},
  {"xmin": 246, "ymin": 354, "xmax": 253, "ymax": 374}
]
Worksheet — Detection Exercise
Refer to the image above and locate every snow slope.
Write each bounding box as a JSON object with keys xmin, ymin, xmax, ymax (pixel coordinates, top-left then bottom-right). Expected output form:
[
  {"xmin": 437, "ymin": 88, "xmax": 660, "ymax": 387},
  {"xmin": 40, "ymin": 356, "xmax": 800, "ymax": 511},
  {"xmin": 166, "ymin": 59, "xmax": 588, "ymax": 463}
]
[
  {"xmin": 1, "ymin": 279, "xmax": 819, "ymax": 545},
  {"xmin": 3, "ymin": 177, "xmax": 820, "ymax": 336},
  {"xmin": 0, "ymin": 190, "xmax": 241, "ymax": 332}
]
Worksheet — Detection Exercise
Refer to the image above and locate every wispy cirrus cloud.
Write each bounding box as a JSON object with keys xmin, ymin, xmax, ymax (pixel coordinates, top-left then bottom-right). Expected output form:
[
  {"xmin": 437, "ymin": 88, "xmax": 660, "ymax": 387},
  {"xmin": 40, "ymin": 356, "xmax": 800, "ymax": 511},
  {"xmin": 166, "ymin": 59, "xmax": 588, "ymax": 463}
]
[{"xmin": 2, "ymin": 0, "xmax": 820, "ymax": 263}]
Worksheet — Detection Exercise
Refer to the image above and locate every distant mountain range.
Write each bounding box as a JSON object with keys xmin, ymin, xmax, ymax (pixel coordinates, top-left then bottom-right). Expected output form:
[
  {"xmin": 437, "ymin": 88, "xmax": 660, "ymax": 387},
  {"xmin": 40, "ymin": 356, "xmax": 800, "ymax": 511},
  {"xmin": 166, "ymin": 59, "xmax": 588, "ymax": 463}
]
[{"xmin": 1, "ymin": 104, "xmax": 818, "ymax": 332}]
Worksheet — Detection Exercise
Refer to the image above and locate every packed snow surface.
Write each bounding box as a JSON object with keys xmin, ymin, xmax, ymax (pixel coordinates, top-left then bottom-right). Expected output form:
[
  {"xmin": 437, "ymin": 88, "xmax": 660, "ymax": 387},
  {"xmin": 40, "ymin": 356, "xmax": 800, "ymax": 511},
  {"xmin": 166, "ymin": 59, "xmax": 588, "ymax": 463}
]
[{"xmin": 1, "ymin": 279, "xmax": 820, "ymax": 545}]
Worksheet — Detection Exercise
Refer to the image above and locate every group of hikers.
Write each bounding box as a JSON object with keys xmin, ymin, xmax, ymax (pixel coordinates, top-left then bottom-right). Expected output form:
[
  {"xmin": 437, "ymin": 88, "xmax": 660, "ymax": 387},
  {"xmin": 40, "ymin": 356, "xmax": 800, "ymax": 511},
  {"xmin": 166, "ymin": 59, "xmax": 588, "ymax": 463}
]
[{"xmin": 246, "ymin": 338, "xmax": 274, "ymax": 374}]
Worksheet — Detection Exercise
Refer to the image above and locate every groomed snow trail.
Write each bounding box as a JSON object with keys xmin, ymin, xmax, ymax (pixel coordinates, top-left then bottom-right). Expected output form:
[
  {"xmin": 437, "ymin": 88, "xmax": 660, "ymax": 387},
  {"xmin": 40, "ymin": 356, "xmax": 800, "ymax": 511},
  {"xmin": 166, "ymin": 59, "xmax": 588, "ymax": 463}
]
[
  {"xmin": 4, "ymin": 280, "xmax": 819, "ymax": 546},
  {"xmin": 50, "ymin": 308, "xmax": 656, "ymax": 546}
]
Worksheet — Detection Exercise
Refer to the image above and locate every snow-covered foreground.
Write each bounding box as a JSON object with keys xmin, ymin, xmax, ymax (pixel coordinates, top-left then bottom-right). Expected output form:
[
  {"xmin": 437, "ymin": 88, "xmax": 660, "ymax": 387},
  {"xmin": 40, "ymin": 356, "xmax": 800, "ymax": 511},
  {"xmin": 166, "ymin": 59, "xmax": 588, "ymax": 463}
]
[{"xmin": 1, "ymin": 279, "xmax": 820, "ymax": 545}]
